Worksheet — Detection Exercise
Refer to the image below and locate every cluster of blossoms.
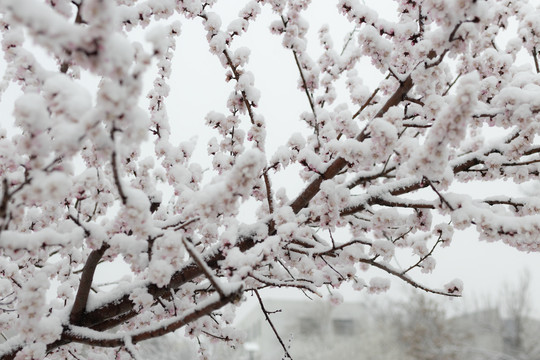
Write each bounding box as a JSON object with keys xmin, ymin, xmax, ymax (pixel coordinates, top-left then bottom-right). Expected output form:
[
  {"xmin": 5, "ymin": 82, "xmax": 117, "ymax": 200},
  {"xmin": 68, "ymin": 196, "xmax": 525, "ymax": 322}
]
[{"xmin": 1, "ymin": 0, "xmax": 540, "ymax": 359}]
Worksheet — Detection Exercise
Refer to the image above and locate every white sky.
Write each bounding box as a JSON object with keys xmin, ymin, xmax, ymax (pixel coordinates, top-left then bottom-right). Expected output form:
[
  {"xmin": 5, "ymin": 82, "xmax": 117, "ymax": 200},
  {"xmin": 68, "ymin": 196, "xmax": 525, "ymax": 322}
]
[
  {"xmin": 153, "ymin": 0, "xmax": 540, "ymax": 314},
  {"xmin": 1, "ymin": 0, "xmax": 540, "ymax": 319}
]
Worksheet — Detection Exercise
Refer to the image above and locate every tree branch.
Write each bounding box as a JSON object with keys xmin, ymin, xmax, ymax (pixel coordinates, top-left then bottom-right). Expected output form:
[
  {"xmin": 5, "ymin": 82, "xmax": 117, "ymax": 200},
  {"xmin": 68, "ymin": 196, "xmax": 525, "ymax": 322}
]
[
  {"xmin": 351, "ymin": 74, "xmax": 390, "ymax": 120},
  {"xmin": 358, "ymin": 258, "xmax": 459, "ymax": 297},
  {"xmin": 69, "ymin": 243, "xmax": 110, "ymax": 324},
  {"xmin": 222, "ymin": 50, "xmax": 256, "ymax": 126},
  {"xmin": 111, "ymin": 148, "xmax": 127, "ymax": 205},
  {"xmin": 254, "ymin": 289, "xmax": 294, "ymax": 360},
  {"xmin": 289, "ymin": 75, "xmax": 414, "ymax": 213},
  {"xmin": 262, "ymin": 171, "xmax": 274, "ymax": 214},
  {"xmin": 182, "ymin": 237, "xmax": 226, "ymax": 299},
  {"xmin": 64, "ymin": 288, "xmax": 242, "ymax": 347},
  {"xmin": 533, "ymin": 47, "xmax": 540, "ymax": 74}
]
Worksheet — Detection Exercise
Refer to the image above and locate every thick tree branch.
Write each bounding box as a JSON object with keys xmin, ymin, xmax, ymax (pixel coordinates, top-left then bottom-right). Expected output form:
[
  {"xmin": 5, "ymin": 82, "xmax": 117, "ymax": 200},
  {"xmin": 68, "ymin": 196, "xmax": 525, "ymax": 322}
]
[
  {"xmin": 5, "ymin": 3, "xmax": 539, "ymax": 359},
  {"xmin": 263, "ymin": 171, "xmax": 274, "ymax": 214},
  {"xmin": 64, "ymin": 288, "xmax": 242, "ymax": 347},
  {"xmin": 111, "ymin": 148, "xmax": 127, "ymax": 205},
  {"xmin": 69, "ymin": 243, "xmax": 110, "ymax": 325},
  {"xmin": 24, "ymin": 37, "xmax": 414, "ymax": 357},
  {"xmin": 290, "ymin": 75, "xmax": 414, "ymax": 213}
]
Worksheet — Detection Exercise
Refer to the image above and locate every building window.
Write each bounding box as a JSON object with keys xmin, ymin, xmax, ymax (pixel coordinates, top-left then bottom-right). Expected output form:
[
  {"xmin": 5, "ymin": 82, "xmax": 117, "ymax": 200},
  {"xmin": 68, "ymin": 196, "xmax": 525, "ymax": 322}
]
[
  {"xmin": 333, "ymin": 319, "xmax": 355, "ymax": 335},
  {"xmin": 299, "ymin": 317, "xmax": 321, "ymax": 336}
]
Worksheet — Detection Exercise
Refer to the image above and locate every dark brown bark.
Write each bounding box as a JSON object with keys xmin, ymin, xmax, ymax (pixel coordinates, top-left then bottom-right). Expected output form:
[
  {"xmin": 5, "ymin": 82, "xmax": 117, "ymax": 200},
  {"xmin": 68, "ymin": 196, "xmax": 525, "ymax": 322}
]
[
  {"xmin": 290, "ymin": 75, "xmax": 414, "ymax": 214},
  {"xmin": 1, "ymin": 70, "xmax": 417, "ymax": 360},
  {"xmin": 69, "ymin": 244, "xmax": 110, "ymax": 325}
]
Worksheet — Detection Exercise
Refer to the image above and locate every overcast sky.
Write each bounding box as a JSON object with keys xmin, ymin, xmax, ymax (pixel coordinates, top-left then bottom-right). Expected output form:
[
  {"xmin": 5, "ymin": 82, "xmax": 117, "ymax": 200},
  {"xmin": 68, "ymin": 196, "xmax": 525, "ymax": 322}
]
[
  {"xmin": 1, "ymin": 0, "xmax": 540, "ymax": 317},
  {"xmin": 152, "ymin": 0, "xmax": 540, "ymax": 313}
]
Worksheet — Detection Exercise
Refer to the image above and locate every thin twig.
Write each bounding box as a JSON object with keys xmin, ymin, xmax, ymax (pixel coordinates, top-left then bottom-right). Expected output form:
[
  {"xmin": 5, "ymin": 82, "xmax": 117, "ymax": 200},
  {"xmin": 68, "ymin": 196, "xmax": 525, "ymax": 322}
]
[
  {"xmin": 424, "ymin": 177, "xmax": 455, "ymax": 211},
  {"xmin": 123, "ymin": 336, "xmax": 142, "ymax": 360},
  {"xmin": 254, "ymin": 290, "xmax": 294, "ymax": 360},
  {"xmin": 173, "ymin": 217, "xmax": 200, "ymax": 231},
  {"xmin": 401, "ymin": 233, "xmax": 443, "ymax": 274},
  {"xmin": 340, "ymin": 26, "xmax": 358, "ymax": 56},
  {"xmin": 442, "ymin": 72, "xmax": 462, "ymax": 96},
  {"xmin": 351, "ymin": 74, "xmax": 390, "ymax": 120},
  {"xmin": 250, "ymin": 273, "xmax": 319, "ymax": 295},
  {"xmin": 67, "ymin": 213, "xmax": 91, "ymax": 237},
  {"xmin": 201, "ymin": 330, "xmax": 233, "ymax": 342},
  {"xmin": 358, "ymin": 258, "xmax": 460, "ymax": 297},
  {"xmin": 222, "ymin": 50, "xmax": 256, "ymax": 125},
  {"xmin": 319, "ymin": 255, "xmax": 346, "ymax": 280},
  {"xmin": 329, "ymin": 230, "xmax": 336, "ymax": 249},
  {"xmin": 425, "ymin": 49, "xmax": 448, "ymax": 69},
  {"xmin": 182, "ymin": 238, "xmax": 226, "ymax": 299},
  {"xmin": 280, "ymin": 16, "xmax": 319, "ymax": 146},
  {"xmin": 160, "ymin": 216, "xmax": 200, "ymax": 230},
  {"xmin": 68, "ymin": 350, "xmax": 82, "ymax": 360},
  {"xmin": 533, "ymin": 47, "xmax": 540, "ymax": 74}
]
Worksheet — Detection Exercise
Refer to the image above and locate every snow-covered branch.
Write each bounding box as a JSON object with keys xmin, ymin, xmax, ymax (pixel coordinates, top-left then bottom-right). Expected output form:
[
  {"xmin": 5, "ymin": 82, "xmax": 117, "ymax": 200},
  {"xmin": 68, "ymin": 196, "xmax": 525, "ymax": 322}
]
[{"xmin": 1, "ymin": 0, "xmax": 540, "ymax": 358}]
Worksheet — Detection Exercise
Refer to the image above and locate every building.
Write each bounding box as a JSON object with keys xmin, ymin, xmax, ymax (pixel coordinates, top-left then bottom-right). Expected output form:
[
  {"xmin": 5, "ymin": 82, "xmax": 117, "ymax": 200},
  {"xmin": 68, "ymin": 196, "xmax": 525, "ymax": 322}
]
[
  {"xmin": 210, "ymin": 298, "xmax": 540, "ymax": 360},
  {"xmin": 211, "ymin": 298, "xmax": 403, "ymax": 360}
]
